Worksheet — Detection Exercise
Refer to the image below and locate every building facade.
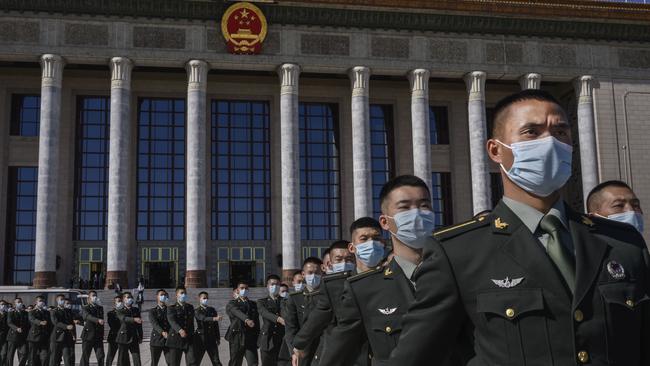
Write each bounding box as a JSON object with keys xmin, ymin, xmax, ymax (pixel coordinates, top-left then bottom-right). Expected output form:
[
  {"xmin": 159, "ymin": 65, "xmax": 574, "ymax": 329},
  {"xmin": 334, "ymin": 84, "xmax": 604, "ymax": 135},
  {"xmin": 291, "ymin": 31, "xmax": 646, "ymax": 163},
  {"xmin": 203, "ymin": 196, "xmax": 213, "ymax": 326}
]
[{"xmin": 1, "ymin": 0, "xmax": 649, "ymax": 288}]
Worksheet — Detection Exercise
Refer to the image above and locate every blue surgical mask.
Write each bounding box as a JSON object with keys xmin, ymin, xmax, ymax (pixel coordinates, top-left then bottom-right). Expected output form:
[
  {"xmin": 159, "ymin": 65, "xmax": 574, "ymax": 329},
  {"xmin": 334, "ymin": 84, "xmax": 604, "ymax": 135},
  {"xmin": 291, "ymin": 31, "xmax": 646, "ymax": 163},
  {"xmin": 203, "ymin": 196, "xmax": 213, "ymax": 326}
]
[
  {"xmin": 178, "ymin": 293, "xmax": 187, "ymax": 303},
  {"xmin": 36, "ymin": 301, "xmax": 46, "ymax": 309},
  {"xmin": 15, "ymin": 303, "xmax": 24, "ymax": 310},
  {"xmin": 497, "ymin": 136, "xmax": 572, "ymax": 197},
  {"xmin": 280, "ymin": 291, "xmax": 289, "ymax": 299},
  {"xmin": 294, "ymin": 283, "xmax": 304, "ymax": 292},
  {"xmin": 115, "ymin": 302, "xmax": 124, "ymax": 310},
  {"xmin": 331, "ymin": 261, "xmax": 356, "ymax": 273},
  {"xmin": 57, "ymin": 299, "xmax": 65, "ymax": 307},
  {"xmin": 268, "ymin": 285, "xmax": 279, "ymax": 296},
  {"xmin": 91, "ymin": 297, "xmax": 100, "ymax": 305},
  {"xmin": 125, "ymin": 298, "xmax": 134, "ymax": 306},
  {"xmin": 238, "ymin": 289, "xmax": 248, "ymax": 298},
  {"xmin": 305, "ymin": 274, "xmax": 321, "ymax": 289},
  {"xmin": 64, "ymin": 304, "xmax": 72, "ymax": 310},
  {"xmin": 159, "ymin": 295, "xmax": 168, "ymax": 303},
  {"xmin": 388, "ymin": 208, "xmax": 436, "ymax": 249},
  {"xmin": 607, "ymin": 211, "xmax": 644, "ymax": 233},
  {"xmin": 355, "ymin": 240, "xmax": 385, "ymax": 267},
  {"xmin": 200, "ymin": 298, "xmax": 209, "ymax": 306}
]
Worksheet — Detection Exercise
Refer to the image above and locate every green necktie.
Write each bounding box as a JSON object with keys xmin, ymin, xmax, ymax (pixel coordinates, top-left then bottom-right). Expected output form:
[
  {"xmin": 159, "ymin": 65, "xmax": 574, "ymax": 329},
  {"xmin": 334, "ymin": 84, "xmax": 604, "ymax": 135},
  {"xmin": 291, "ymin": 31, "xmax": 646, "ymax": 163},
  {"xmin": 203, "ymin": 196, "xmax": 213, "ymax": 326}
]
[{"xmin": 539, "ymin": 215, "xmax": 575, "ymax": 294}]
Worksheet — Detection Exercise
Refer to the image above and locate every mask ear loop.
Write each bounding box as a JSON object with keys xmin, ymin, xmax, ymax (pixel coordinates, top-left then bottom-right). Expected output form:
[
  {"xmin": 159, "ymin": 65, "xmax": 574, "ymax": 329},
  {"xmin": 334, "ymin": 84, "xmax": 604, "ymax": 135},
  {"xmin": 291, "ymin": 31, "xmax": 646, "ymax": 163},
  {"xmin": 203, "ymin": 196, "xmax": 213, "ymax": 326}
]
[{"xmin": 494, "ymin": 139, "xmax": 513, "ymax": 174}]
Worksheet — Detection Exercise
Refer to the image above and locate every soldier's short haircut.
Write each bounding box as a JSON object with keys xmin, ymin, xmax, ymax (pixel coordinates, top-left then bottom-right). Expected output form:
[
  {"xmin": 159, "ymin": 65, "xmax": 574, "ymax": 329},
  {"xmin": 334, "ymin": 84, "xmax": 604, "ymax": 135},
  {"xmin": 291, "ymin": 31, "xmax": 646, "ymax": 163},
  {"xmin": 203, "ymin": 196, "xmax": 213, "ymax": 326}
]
[
  {"xmin": 280, "ymin": 283, "xmax": 289, "ymax": 289},
  {"xmin": 266, "ymin": 274, "xmax": 281, "ymax": 284},
  {"xmin": 156, "ymin": 289, "xmax": 166, "ymax": 296},
  {"xmin": 198, "ymin": 291, "xmax": 208, "ymax": 297},
  {"xmin": 233, "ymin": 280, "xmax": 248, "ymax": 290},
  {"xmin": 586, "ymin": 180, "xmax": 633, "ymax": 212},
  {"xmin": 88, "ymin": 290, "xmax": 97, "ymax": 297},
  {"xmin": 175, "ymin": 286, "xmax": 186, "ymax": 293},
  {"xmin": 15, "ymin": 297, "xmax": 22, "ymax": 302},
  {"xmin": 349, "ymin": 217, "xmax": 382, "ymax": 235},
  {"xmin": 114, "ymin": 295, "xmax": 122, "ymax": 301},
  {"xmin": 491, "ymin": 89, "xmax": 564, "ymax": 139},
  {"xmin": 122, "ymin": 291, "xmax": 133, "ymax": 298},
  {"xmin": 303, "ymin": 256, "xmax": 323, "ymax": 268},
  {"xmin": 329, "ymin": 240, "xmax": 350, "ymax": 252},
  {"xmin": 35, "ymin": 295, "xmax": 45, "ymax": 301},
  {"xmin": 292, "ymin": 270, "xmax": 302, "ymax": 279},
  {"xmin": 379, "ymin": 175, "xmax": 431, "ymax": 210}
]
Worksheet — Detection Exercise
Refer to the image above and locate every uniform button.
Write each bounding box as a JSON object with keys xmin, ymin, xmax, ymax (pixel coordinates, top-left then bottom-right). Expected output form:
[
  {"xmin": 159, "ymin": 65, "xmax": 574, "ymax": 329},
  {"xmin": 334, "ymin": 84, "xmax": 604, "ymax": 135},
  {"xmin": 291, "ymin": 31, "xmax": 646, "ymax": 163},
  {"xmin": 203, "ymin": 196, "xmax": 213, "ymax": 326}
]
[
  {"xmin": 625, "ymin": 299, "xmax": 635, "ymax": 308},
  {"xmin": 577, "ymin": 350, "xmax": 589, "ymax": 363},
  {"xmin": 505, "ymin": 308, "xmax": 515, "ymax": 319},
  {"xmin": 574, "ymin": 309, "xmax": 584, "ymax": 322},
  {"xmin": 385, "ymin": 326, "xmax": 392, "ymax": 333}
]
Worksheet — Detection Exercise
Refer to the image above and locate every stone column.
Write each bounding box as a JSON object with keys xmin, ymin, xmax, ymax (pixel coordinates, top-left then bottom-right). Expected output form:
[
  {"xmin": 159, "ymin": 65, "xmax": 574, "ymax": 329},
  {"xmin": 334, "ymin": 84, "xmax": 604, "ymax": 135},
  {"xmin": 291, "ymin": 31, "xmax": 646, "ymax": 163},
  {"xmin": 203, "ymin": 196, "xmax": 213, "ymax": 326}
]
[
  {"xmin": 185, "ymin": 60, "xmax": 209, "ymax": 288},
  {"xmin": 519, "ymin": 73, "xmax": 542, "ymax": 90},
  {"xmin": 278, "ymin": 63, "xmax": 301, "ymax": 282},
  {"xmin": 349, "ymin": 66, "xmax": 372, "ymax": 219},
  {"xmin": 574, "ymin": 75, "xmax": 599, "ymax": 198},
  {"xmin": 464, "ymin": 71, "xmax": 491, "ymax": 215},
  {"xmin": 33, "ymin": 54, "xmax": 64, "ymax": 288},
  {"xmin": 408, "ymin": 69, "xmax": 432, "ymax": 194},
  {"xmin": 106, "ymin": 57, "xmax": 133, "ymax": 289}
]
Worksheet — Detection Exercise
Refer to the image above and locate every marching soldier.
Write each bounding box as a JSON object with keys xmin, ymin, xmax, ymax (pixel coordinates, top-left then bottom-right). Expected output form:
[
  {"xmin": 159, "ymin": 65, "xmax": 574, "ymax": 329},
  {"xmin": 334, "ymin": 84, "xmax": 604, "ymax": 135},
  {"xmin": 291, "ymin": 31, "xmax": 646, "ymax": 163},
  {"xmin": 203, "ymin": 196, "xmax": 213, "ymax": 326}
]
[
  {"xmin": 194, "ymin": 292, "xmax": 223, "ymax": 366},
  {"xmin": 27, "ymin": 296, "xmax": 52, "ymax": 366},
  {"xmin": 389, "ymin": 89, "xmax": 650, "ymax": 365},
  {"xmin": 106, "ymin": 296, "xmax": 123, "ymax": 366},
  {"xmin": 116, "ymin": 292, "xmax": 143, "ymax": 366},
  {"xmin": 149, "ymin": 290, "xmax": 171, "ymax": 366},
  {"xmin": 257, "ymin": 275, "xmax": 285, "ymax": 366},
  {"xmin": 292, "ymin": 240, "xmax": 358, "ymax": 366},
  {"xmin": 282, "ymin": 258, "xmax": 322, "ymax": 366},
  {"xmin": 80, "ymin": 291, "xmax": 105, "ymax": 366},
  {"xmin": 276, "ymin": 285, "xmax": 291, "ymax": 366},
  {"xmin": 166, "ymin": 287, "xmax": 196, "ymax": 366},
  {"xmin": 50, "ymin": 296, "xmax": 76, "ymax": 366},
  {"xmin": 7, "ymin": 298, "xmax": 29, "ymax": 366},
  {"xmin": 0, "ymin": 300, "xmax": 9, "ymax": 366},
  {"xmin": 225, "ymin": 281, "xmax": 260, "ymax": 366}
]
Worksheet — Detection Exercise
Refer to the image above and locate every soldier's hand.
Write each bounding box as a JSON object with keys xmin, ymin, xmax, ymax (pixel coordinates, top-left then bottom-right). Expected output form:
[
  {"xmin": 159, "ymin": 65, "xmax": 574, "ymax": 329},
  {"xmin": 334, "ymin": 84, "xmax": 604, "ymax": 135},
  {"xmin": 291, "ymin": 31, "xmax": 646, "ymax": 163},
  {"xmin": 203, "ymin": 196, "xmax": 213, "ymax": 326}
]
[
  {"xmin": 66, "ymin": 325, "xmax": 74, "ymax": 330},
  {"xmin": 16, "ymin": 328, "xmax": 22, "ymax": 333},
  {"xmin": 291, "ymin": 354, "xmax": 300, "ymax": 366},
  {"xmin": 98, "ymin": 319, "xmax": 104, "ymax": 325},
  {"xmin": 293, "ymin": 348, "xmax": 306, "ymax": 359},
  {"xmin": 162, "ymin": 331, "xmax": 168, "ymax": 338},
  {"xmin": 179, "ymin": 329, "xmax": 187, "ymax": 338},
  {"xmin": 40, "ymin": 321, "xmax": 47, "ymax": 326},
  {"xmin": 277, "ymin": 317, "xmax": 285, "ymax": 326},
  {"xmin": 74, "ymin": 320, "xmax": 80, "ymax": 324},
  {"xmin": 245, "ymin": 319, "xmax": 255, "ymax": 328},
  {"xmin": 134, "ymin": 317, "xmax": 143, "ymax": 324}
]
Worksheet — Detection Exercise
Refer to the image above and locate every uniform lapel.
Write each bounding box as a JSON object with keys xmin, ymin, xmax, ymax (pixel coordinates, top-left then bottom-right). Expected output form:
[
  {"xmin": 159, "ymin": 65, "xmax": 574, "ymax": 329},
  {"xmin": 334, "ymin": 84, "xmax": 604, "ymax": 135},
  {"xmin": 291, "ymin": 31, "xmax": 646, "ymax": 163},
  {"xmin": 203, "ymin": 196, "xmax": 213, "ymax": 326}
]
[
  {"xmin": 568, "ymin": 210, "xmax": 610, "ymax": 308},
  {"xmin": 495, "ymin": 201, "xmax": 573, "ymax": 304},
  {"xmin": 389, "ymin": 258, "xmax": 415, "ymax": 303}
]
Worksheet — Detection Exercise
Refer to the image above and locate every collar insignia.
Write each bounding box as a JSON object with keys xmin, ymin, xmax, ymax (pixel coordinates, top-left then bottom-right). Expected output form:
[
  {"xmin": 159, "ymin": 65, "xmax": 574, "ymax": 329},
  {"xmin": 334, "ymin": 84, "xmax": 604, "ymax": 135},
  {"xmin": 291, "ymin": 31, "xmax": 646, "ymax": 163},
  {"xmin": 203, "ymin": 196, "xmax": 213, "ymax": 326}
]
[
  {"xmin": 494, "ymin": 217, "xmax": 509, "ymax": 230},
  {"xmin": 491, "ymin": 276, "xmax": 524, "ymax": 288},
  {"xmin": 384, "ymin": 267, "xmax": 393, "ymax": 276},
  {"xmin": 378, "ymin": 307, "xmax": 397, "ymax": 315},
  {"xmin": 582, "ymin": 216, "xmax": 595, "ymax": 227}
]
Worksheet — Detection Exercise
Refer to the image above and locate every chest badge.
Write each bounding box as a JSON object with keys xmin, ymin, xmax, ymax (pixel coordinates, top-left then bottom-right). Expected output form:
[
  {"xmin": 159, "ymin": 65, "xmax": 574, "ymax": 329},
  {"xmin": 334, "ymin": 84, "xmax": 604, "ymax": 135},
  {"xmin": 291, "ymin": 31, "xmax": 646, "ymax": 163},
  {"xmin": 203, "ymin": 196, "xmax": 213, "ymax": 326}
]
[
  {"xmin": 494, "ymin": 218, "xmax": 509, "ymax": 230},
  {"xmin": 378, "ymin": 307, "xmax": 397, "ymax": 315},
  {"xmin": 491, "ymin": 277, "xmax": 524, "ymax": 288},
  {"xmin": 606, "ymin": 261, "xmax": 625, "ymax": 280}
]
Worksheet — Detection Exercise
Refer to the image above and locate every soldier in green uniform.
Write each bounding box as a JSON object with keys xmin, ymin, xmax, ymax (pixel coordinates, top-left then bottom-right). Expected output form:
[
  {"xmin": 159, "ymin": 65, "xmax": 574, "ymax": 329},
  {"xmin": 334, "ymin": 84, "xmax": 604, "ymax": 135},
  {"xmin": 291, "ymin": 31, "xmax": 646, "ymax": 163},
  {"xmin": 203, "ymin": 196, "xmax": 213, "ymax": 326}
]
[
  {"xmin": 0, "ymin": 300, "xmax": 9, "ymax": 366},
  {"xmin": 80, "ymin": 291, "xmax": 105, "ymax": 366},
  {"xmin": 116, "ymin": 292, "xmax": 143, "ymax": 366},
  {"xmin": 194, "ymin": 291, "xmax": 223, "ymax": 366},
  {"xmin": 27, "ymin": 296, "xmax": 51, "ymax": 366},
  {"xmin": 257, "ymin": 274, "xmax": 286, "ymax": 366},
  {"xmin": 149, "ymin": 290, "xmax": 171, "ymax": 366},
  {"xmin": 7, "ymin": 298, "xmax": 29, "ymax": 366},
  {"xmin": 587, "ymin": 180, "xmax": 645, "ymax": 235},
  {"xmin": 389, "ymin": 89, "xmax": 650, "ymax": 366},
  {"xmin": 225, "ymin": 281, "xmax": 259, "ymax": 366},
  {"xmin": 292, "ymin": 239, "xmax": 359, "ymax": 366},
  {"xmin": 166, "ymin": 287, "xmax": 196, "ymax": 366},
  {"xmin": 282, "ymin": 257, "xmax": 322, "ymax": 366},
  {"xmin": 105, "ymin": 296, "xmax": 122, "ymax": 366},
  {"xmin": 50, "ymin": 297, "xmax": 77, "ymax": 366}
]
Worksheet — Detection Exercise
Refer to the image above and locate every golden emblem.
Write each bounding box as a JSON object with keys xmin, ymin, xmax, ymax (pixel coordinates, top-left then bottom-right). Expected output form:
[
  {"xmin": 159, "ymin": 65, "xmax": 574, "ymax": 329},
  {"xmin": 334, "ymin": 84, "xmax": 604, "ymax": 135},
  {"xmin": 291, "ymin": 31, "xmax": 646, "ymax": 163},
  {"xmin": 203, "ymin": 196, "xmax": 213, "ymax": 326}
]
[
  {"xmin": 494, "ymin": 217, "xmax": 509, "ymax": 230},
  {"xmin": 384, "ymin": 267, "xmax": 393, "ymax": 276},
  {"xmin": 582, "ymin": 216, "xmax": 595, "ymax": 227},
  {"xmin": 221, "ymin": 2, "xmax": 268, "ymax": 54}
]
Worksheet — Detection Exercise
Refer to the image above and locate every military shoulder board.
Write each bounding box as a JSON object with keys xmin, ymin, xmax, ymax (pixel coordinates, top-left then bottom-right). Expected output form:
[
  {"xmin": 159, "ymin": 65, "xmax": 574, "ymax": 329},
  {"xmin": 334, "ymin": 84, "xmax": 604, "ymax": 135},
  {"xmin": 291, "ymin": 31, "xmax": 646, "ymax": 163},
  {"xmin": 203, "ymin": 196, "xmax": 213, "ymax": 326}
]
[{"xmin": 433, "ymin": 215, "xmax": 491, "ymax": 241}]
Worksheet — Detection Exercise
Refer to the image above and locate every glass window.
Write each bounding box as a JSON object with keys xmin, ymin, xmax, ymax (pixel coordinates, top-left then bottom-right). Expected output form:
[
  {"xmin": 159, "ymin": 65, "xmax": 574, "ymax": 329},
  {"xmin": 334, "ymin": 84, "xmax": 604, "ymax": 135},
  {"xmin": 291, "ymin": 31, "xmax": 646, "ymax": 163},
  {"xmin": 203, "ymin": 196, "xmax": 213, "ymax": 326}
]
[
  {"xmin": 137, "ymin": 98, "xmax": 185, "ymax": 241},
  {"xmin": 74, "ymin": 96, "xmax": 110, "ymax": 241},
  {"xmin": 10, "ymin": 94, "xmax": 40, "ymax": 136},
  {"xmin": 300, "ymin": 103, "xmax": 341, "ymax": 240},
  {"xmin": 429, "ymin": 106, "xmax": 449, "ymax": 145},
  {"xmin": 369, "ymin": 105, "xmax": 394, "ymax": 218},
  {"xmin": 211, "ymin": 100, "xmax": 271, "ymax": 240},
  {"xmin": 431, "ymin": 172, "xmax": 453, "ymax": 229},
  {"xmin": 5, "ymin": 167, "xmax": 38, "ymax": 285}
]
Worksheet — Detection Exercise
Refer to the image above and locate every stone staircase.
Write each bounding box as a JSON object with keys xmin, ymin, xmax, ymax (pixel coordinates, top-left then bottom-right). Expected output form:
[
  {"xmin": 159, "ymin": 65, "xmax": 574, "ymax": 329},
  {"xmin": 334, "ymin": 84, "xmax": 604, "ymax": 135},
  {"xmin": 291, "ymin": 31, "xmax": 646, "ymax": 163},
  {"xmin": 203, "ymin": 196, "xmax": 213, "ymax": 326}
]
[{"xmin": 95, "ymin": 287, "xmax": 269, "ymax": 339}]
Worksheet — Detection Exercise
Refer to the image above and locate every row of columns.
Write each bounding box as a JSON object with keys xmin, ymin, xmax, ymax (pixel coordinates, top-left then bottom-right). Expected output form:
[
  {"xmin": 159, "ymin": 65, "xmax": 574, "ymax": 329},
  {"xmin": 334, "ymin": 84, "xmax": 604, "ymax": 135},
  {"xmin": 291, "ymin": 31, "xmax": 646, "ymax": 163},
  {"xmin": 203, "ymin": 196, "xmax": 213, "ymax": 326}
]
[{"xmin": 29, "ymin": 54, "xmax": 598, "ymax": 287}]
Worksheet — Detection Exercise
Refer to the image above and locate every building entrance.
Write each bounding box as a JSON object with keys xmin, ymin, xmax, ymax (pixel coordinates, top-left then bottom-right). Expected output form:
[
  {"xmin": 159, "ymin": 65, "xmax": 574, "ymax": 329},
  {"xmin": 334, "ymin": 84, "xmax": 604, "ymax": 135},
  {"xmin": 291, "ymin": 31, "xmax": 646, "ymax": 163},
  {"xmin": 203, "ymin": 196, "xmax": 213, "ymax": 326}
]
[
  {"xmin": 144, "ymin": 261, "xmax": 176, "ymax": 288},
  {"xmin": 230, "ymin": 261, "xmax": 255, "ymax": 288}
]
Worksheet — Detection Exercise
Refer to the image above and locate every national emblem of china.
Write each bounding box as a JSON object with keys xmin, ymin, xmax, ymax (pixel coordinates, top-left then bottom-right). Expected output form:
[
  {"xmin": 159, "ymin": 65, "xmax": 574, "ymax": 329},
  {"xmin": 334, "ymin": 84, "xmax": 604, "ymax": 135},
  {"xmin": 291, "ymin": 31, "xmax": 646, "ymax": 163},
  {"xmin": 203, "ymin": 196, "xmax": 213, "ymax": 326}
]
[{"xmin": 221, "ymin": 2, "xmax": 268, "ymax": 54}]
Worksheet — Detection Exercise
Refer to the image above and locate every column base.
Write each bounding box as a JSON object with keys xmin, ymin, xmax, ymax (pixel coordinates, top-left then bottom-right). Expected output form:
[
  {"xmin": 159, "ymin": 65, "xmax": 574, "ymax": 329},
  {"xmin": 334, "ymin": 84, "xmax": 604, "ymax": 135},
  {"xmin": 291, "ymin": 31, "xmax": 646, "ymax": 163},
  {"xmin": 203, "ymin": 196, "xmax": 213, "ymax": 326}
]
[
  {"xmin": 33, "ymin": 271, "xmax": 57, "ymax": 288},
  {"xmin": 185, "ymin": 270, "xmax": 207, "ymax": 288},
  {"xmin": 282, "ymin": 269, "xmax": 301, "ymax": 284},
  {"xmin": 105, "ymin": 271, "xmax": 128, "ymax": 290}
]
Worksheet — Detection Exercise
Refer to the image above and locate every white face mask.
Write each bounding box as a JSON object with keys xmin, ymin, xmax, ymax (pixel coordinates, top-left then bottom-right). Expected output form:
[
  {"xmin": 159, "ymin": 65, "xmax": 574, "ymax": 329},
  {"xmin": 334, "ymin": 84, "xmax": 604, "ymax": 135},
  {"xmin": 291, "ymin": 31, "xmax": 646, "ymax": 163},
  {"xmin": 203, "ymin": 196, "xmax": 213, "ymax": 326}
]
[
  {"xmin": 268, "ymin": 284, "xmax": 279, "ymax": 296},
  {"xmin": 294, "ymin": 283, "xmax": 304, "ymax": 292},
  {"xmin": 238, "ymin": 288, "xmax": 248, "ymax": 298},
  {"xmin": 200, "ymin": 298, "xmax": 209, "ymax": 306},
  {"xmin": 607, "ymin": 211, "xmax": 644, "ymax": 233},
  {"xmin": 305, "ymin": 273, "xmax": 321, "ymax": 289},
  {"xmin": 331, "ymin": 261, "xmax": 356, "ymax": 273},
  {"xmin": 387, "ymin": 208, "xmax": 437, "ymax": 249},
  {"xmin": 279, "ymin": 291, "xmax": 289, "ymax": 299}
]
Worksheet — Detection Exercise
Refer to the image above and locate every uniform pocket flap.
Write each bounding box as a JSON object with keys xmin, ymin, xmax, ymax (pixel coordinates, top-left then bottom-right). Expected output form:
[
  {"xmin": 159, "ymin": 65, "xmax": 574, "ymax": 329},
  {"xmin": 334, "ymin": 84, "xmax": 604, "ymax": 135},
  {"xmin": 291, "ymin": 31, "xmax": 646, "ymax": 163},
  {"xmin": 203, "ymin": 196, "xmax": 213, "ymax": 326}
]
[
  {"xmin": 599, "ymin": 282, "xmax": 650, "ymax": 308},
  {"xmin": 370, "ymin": 314, "xmax": 402, "ymax": 334},
  {"xmin": 477, "ymin": 288, "xmax": 544, "ymax": 320}
]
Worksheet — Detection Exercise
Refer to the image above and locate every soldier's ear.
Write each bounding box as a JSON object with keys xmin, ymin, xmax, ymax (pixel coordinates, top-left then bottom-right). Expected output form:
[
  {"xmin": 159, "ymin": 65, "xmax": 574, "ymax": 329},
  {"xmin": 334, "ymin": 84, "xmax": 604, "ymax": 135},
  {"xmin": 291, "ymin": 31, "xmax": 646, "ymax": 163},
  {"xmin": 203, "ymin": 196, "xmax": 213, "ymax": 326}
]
[{"xmin": 486, "ymin": 139, "xmax": 503, "ymax": 164}]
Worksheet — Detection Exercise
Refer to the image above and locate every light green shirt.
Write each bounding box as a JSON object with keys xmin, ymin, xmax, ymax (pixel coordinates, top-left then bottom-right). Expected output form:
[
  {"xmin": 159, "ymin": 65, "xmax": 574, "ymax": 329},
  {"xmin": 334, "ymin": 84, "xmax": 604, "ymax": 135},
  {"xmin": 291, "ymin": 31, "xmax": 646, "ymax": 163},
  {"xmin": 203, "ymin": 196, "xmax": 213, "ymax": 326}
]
[
  {"xmin": 394, "ymin": 255, "xmax": 419, "ymax": 287},
  {"xmin": 502, "ymin": 197, "xmax": 575, "ymax": 255}
]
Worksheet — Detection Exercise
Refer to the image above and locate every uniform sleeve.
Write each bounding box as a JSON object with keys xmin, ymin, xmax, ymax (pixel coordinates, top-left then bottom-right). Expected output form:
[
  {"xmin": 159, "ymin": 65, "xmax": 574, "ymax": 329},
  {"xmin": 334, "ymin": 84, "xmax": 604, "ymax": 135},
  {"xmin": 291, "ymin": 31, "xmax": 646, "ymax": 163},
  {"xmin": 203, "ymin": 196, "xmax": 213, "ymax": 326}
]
[
  {"xmin": 7, "ymin": 312, "xmax": 19, "ymax": 330},
  {"xmin": 388, "ymin": 241, "xmax": 466, "ymax": 365},
  {"xmin": 149, "ymin": 308, "xmax": 164, "ymax": 334},
  {"xmin": 82, "ymin": 306, "xmax": 100, "ymax": 324},
  {"xmin": 226, "ymin": 301, "xmax": 250, "ymax": 323},
  {"xmin": 117, "ymin": 309, "xmax": 135, "ymax": 324},
  {"xmin": 28, "ymin": 310, "xmax": 41, "ymax": 326},
  {"xmin": 166, "ymin": 306, "xmax": 183, "ymax": 332},
  {"xmin": 52, "ymin": 310, "xmax": 69, "ymax": 330},
  {"xmin": 317, "ymin": 281, "xmax": 364, "ymax": 366},
  {"xmin": 257, "ymin": 299, "xmax": 280, "ymax": 324},
  {"xmin": 282, "ymin": 296, "xmax": 300, "ymax": 349},
  {"xmin": 293, "ymin": 290, "xmax": 332, "ymax": 351}
]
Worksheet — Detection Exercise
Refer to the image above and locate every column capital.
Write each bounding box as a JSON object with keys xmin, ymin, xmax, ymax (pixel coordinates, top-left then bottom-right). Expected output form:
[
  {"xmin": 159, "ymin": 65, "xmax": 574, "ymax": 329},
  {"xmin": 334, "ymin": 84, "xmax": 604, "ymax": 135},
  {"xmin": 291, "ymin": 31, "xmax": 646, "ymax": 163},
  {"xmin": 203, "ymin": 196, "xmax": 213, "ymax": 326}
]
[
  {"xmin": 519, "ymin": 72, "xmax": 542, "ymax": 90},
  {"xmin": 278, "ymin": 63, "xmax": 301, "ymax": 95},
  {"xmin": 186, "ymin": 59, "xmax": 209, "ymax": 92},
  {"xmin": 110, "ymin": 57, "xmax": 133, "ymax": 89},
  {"xmin": 40, "ymin": 54, "xmax": 65, "ymax": 88},
  {"xmin": 349, "ymin": 66, "xmax": 371, "ymax": 97},
  {"xmin": 574, "ymin": 75, "xmax": 597, "ymax": 102},
  {"xmin": 408, "ymin": 68, "xmax": 430, "ymax": 98},
  {"xmin": 464, "ymin": 71, "xmax": 487, "ymax": 100}
]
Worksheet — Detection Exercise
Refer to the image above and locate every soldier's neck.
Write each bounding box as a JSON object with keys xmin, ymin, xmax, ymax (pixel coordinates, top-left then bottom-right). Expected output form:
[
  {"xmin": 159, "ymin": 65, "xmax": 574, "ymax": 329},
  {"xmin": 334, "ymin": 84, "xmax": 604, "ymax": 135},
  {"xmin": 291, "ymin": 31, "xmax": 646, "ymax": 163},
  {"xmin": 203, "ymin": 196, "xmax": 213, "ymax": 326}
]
[
  {"xmin": 503, "ymin": 183, "xmax": 561, "ymax": 214},
  {"xmin": 356, "ymin": 260, "xmax": 370, "ymax": 272},
  {"xmin": 392, "ymin": 240, "xmax": 422, "ymax": 265}
]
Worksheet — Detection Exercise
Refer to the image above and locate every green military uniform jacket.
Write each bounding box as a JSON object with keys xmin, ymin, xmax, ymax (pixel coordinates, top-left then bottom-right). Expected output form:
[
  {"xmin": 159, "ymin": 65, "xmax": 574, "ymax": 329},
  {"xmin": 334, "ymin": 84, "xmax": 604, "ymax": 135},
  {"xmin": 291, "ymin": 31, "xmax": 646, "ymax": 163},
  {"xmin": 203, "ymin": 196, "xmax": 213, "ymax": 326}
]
[
  {"xmin": 166, "ymin": 302, "xmax": 195, "ymax": 350},
  {"xmin": 282, "ymin": 289, "xmax": 320, "ymax": 366},
  {"xmin": 257, "ymin": 296, "xmax": 284, "ymax": 351},
  {"xmin": 81, "ymin": 303, "xmax": 104, "ymax": 343},
  {"xmin": 149, "ymin": 305, "xmax": 170, "ymax": 348},
  {"xmin": 27, "ymin": 307, "xmax": 52, "ymax": 344},
  {"xmin": 389, "ymin": 200, "xmax": 650, "ymax": 366}
]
